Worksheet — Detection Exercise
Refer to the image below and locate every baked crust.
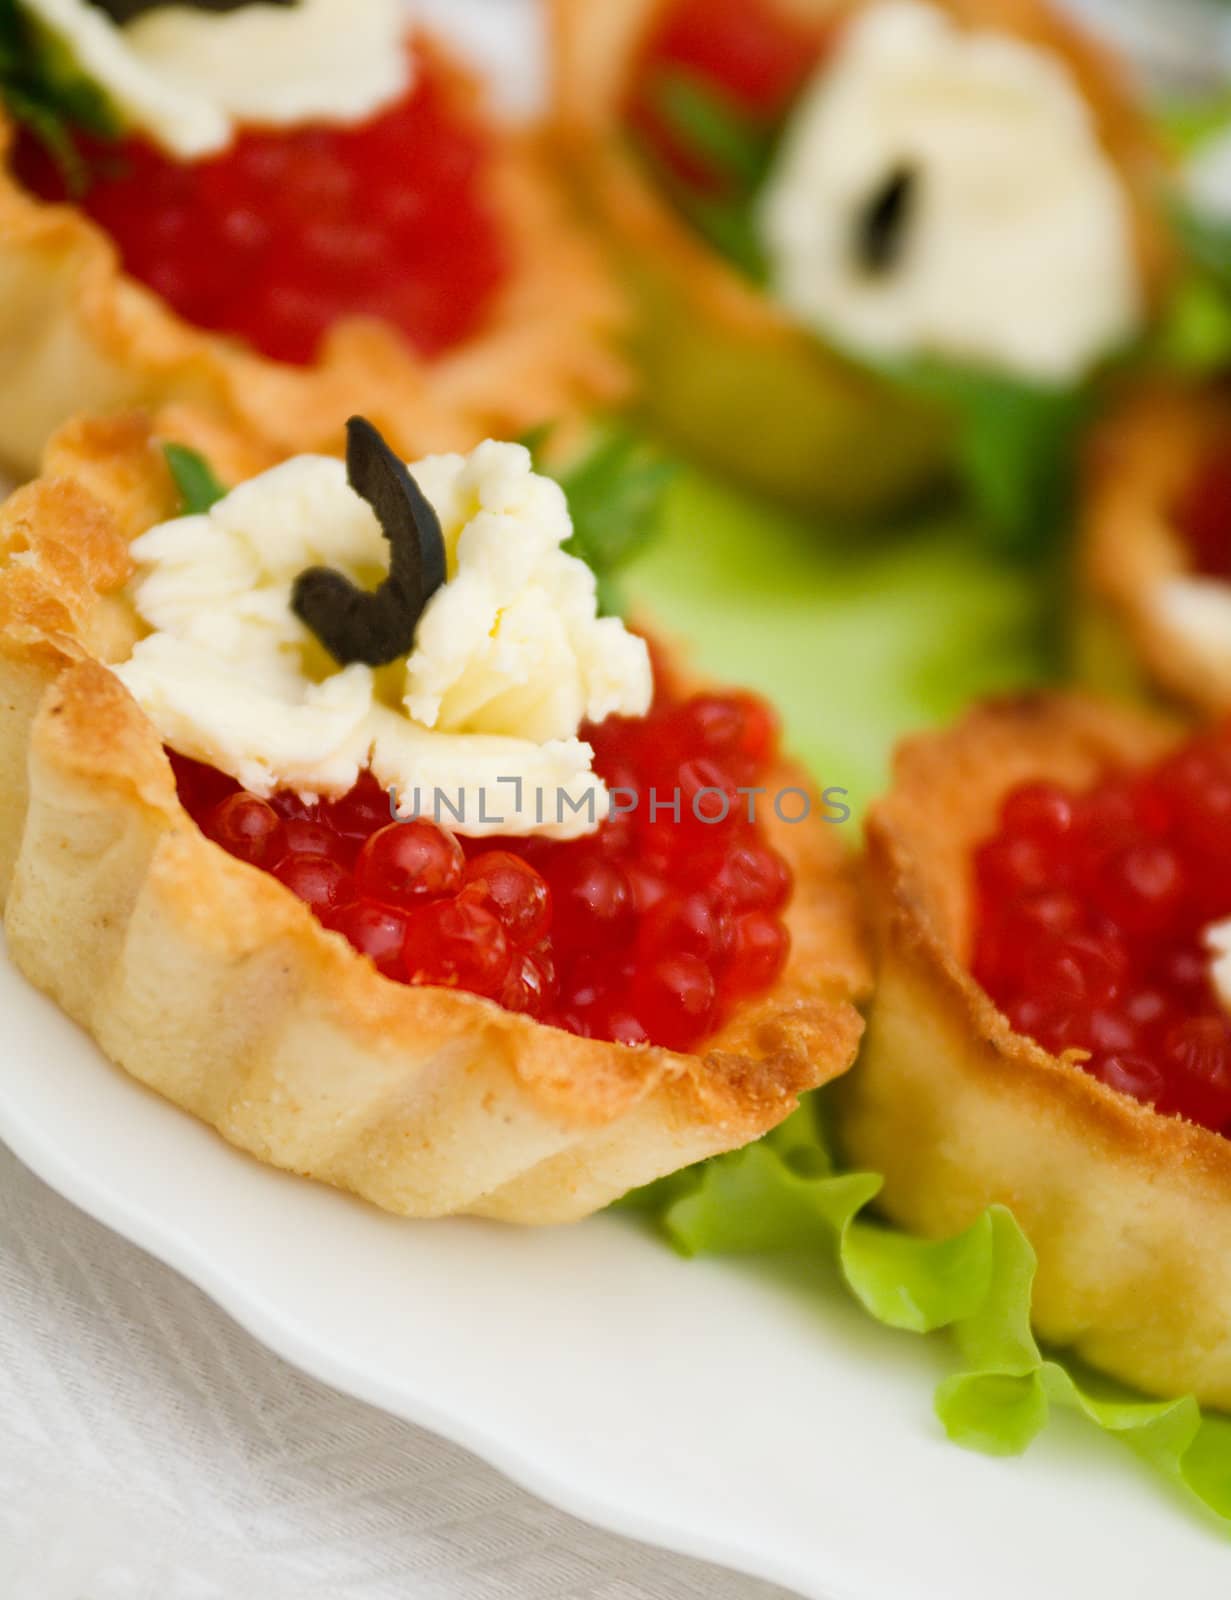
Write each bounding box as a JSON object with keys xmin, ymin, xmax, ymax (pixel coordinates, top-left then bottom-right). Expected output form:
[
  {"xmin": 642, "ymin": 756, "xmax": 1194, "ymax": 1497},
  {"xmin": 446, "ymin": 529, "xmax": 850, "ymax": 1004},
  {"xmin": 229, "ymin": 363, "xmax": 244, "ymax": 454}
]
[
  {"xmin": 549, "ymin": 0, "xmax": 1170, "ymax": 517},
  {"xmin": 0, "ymin": 411, "xmax": 869, "ymax": 1223},
  {"xmin": 0, "ymin": 39, "xmax": 630, "ymax": 478},
  {"xmin": 833, "ymin": 692, "xmax": 1231, "ymax": 1407},
  {"xmin": 1080, "ymin": 382, "xmax": 1231, "ymax": 715}
]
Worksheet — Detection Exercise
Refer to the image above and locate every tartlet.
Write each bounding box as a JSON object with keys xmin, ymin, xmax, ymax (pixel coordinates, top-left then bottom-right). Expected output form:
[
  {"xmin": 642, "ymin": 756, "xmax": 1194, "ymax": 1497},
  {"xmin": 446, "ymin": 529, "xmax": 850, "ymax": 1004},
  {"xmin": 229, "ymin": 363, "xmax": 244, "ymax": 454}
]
[
  {"xmin": 550, "ymin": 0, "xmax": 1169, "ymax": 518},
  {"xmin": 1079, "ymin": 381, "xmax": 1231, "ymax": 715},
  {"xmin": 835, "ymin": 692, "xmax": 1231, "ymax": 1407},
  {"xmin": 0, "ymin": 410, "xmax": 869, "ymax": 1223},
  {"xmin": 0, "ymin": 23, "xmax": 628, "ymax": 477}
]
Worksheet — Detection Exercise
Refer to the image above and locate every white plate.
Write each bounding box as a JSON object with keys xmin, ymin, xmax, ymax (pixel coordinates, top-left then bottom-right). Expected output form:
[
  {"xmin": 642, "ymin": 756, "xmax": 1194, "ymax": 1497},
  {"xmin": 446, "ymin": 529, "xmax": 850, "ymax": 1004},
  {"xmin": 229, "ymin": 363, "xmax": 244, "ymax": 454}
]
[{"xmin": 0, "ymin": 939, "xmax": 1227, "ymax": 1600}]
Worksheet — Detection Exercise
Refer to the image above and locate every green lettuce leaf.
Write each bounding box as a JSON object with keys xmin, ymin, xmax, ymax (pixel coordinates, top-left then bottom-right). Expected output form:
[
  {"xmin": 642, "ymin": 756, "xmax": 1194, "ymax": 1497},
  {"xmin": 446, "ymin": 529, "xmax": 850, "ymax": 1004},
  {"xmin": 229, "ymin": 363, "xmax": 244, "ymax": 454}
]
[
  {"xmin": 625, "ymin": 1097, "xmax": 1231, "ymax": 1527},
  {"xmin": 627, "ymin": 464, "xmax": 1058, "ymax": 815}
]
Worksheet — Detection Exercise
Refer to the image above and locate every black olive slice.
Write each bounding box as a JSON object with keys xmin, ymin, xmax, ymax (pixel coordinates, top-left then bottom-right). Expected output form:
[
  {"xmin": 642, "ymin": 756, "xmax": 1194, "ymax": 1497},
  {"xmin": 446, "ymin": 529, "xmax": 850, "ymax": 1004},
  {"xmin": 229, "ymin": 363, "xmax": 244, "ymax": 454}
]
[
  {"xmin": 853, "ymin": 162, "xmax": 920, "ymax": 277},
  {"xmin": 292, "ymin": 417, "xmax": 448, "ymax": 670},
  {"xmin": 87, "ymin": 0, "xmax": 295, "ymax": 24}
]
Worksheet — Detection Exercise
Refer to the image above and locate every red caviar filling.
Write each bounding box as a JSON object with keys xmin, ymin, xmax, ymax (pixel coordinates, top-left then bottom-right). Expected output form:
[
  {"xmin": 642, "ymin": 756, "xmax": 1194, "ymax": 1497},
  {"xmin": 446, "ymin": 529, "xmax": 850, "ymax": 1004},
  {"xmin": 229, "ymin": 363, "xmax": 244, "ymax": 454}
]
[
  {"xmin": 627, "ymin": 0, "xmax": 829, "ymax": 191},
  {"xmin": 170, "ymin": 686, "xmax": 793, "ymax": 1054},
  {"xmin": 13, "ymin": 43, "xmax": 509, "ymax": 366},
  {"xmin": 1174, "ymin": 448, "xmax": 1231, "ymax": 581},
  {"xmin": 973, "ymin": 725, "xmax": 1231, "ymax": 1132}
]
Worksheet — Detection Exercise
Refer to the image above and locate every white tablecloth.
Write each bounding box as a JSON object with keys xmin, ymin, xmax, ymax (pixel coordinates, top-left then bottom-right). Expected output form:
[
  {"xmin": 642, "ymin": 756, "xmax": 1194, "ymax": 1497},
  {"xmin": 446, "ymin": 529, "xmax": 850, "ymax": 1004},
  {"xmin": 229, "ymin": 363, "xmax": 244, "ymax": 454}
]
[{"xmin": 0, "ymin": 1142, "xmax": 793, "ymax": 1599}]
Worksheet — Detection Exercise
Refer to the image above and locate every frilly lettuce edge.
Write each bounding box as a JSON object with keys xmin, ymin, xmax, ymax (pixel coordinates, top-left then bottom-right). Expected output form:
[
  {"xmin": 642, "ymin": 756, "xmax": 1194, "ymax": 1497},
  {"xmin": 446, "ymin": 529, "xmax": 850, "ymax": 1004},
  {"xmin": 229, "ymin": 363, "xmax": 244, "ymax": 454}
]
[{"xmin": 618, "ymin": 1097, "xmax": 1231, "ymax": 1528}]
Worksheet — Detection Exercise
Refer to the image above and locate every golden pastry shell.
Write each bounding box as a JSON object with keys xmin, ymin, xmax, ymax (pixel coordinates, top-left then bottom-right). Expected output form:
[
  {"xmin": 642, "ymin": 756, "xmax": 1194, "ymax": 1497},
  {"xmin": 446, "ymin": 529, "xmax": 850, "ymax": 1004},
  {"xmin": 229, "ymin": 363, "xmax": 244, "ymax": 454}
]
[
  {"xmin": 0, "ymin": 409, "xmax": 871, "ymax": 1224},
  {"xmin": 1079, "ymin": 381, "xmax": 1231, "ymax": 716},
  {"xmin": 834, "ymin": 692, "xmax": 1231, "ymax": 1408}
]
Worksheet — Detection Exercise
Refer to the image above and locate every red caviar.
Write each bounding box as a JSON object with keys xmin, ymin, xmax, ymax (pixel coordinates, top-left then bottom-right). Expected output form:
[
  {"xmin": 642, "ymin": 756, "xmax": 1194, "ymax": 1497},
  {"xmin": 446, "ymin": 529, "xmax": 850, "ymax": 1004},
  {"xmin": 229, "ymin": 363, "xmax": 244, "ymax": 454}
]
[
  {"xmin": 14, "ymin": 45, "xmax": 509, "ymax": 366},
  {"xmin": 1175, "ymin": 450, "xmax": 1231, "ymax": 581},
  {"xmin": 972, "ymin": 725, "xmax": 1231, "ymax": 1133},
  {"xmin": 170, "ymin": 687, "xmax": 793, "ymax": 1053}
]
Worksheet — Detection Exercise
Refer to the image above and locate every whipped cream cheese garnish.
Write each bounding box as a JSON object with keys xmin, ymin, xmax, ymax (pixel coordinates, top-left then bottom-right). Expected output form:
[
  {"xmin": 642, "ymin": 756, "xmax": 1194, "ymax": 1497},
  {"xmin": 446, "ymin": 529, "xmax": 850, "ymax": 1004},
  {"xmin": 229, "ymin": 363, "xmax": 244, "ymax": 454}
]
[
  {"xmin": 757, "ymin": 0, "xmax": 1143, "ymax": 384},
  {"xmin": 1150, "ymin": 578, "xmax": 1231, "ymax": 704},
  {"xmin": 113, "ymin": 426, "xmax": 654, "ymax": 840},
  {"xmin": 23, "ymin": 0, "xmax": 410, "ymax": 159},
  {"xmin": 1207, "ymin": 920, "xmax": 1231, "ymax": 1014}
]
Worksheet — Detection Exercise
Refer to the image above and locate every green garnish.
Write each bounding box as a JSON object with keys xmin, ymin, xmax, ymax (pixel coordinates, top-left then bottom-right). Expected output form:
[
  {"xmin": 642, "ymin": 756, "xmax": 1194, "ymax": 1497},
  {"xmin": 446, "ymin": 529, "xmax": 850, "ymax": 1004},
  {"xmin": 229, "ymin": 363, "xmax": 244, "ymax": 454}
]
[
  {"xmin": 1156, "ymin": 86, "xmax": 1231, "ymax": 158},
  {"xmin": 857, "ymin": 356, "xmax": 1089, "ymax": 554},
  {"xmin": 636, "ymin": 67, "xmax": 776, "ymax": 283},
  {"xmin": 163, "ymin": 442, "xmax": 227, "ymax": 516},
  {"xmin": 0, "ymin": 0, "xmax": 120, "ymax": 192},
  {"xmin": 556, "ymin": 427, "xmax": 678, "ymax": 616},
  {"xmin": 1154, "ymin": 270, "xmax": 1231, "ymax": 376},
  {"xmin": 1144, "ymin": 94, "xmax": 1231, "ymax": 374},
  {"xmin": 651, "ymin": 70, "xmax": 773, "ymax": 190},
  {"xmin": 94, "ymin": 0, "xmax": 293, "ymax": 21},
  {"xmin": 926, "ymin": 370, "xmax": 1087, "ymax": 554},
  {"xmin": 1175, "ymin": 206, "xmax": 1231, "ymax": 295},
  {"xmin": 1151, "ymin": 107, "xmax": 1231, "ymax": 377}
]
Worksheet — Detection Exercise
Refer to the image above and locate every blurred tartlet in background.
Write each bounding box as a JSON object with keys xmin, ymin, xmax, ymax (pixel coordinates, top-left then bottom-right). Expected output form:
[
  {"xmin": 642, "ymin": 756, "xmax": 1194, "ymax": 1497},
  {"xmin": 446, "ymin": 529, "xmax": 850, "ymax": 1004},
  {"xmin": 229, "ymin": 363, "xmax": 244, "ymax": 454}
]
[
  {"xmin": 0, "ymin": 0, "xmax": 630, "ymax": 477},
  {"xmin": 1078, "ymin": 380, "xmax": 1231, "ymax": 714},
  {"xmin": 551, "ymin": 0, "xmax": 1173, "ymax": 526}
]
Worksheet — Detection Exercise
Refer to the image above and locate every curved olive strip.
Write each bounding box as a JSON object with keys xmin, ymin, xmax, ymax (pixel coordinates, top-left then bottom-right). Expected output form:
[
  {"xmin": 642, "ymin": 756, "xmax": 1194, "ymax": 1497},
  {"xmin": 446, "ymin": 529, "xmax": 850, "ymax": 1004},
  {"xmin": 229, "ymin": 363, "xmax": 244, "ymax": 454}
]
[
  {"xmin": 89, "ymin": 0, "xmax": 295, "ymax": 23},
  {"xmin": 853, "ymin": 162, "xmax": 919, "ymax": 277},
  {"xmin": 292, "ymin": 416, "xmax": 448, "ymax": 669}
]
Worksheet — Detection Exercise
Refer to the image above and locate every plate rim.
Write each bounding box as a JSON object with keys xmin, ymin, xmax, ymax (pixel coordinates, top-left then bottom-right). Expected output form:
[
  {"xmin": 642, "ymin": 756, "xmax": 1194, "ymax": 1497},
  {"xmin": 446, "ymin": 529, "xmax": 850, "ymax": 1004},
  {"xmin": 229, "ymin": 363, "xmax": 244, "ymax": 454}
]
[
  {"xmin": 0, "ymin": 984, "xmax": 853, "ymax": 1600},
  {"xmin": 4, "ymin": 937, "xmax": 1227, "ymax": 1600}
]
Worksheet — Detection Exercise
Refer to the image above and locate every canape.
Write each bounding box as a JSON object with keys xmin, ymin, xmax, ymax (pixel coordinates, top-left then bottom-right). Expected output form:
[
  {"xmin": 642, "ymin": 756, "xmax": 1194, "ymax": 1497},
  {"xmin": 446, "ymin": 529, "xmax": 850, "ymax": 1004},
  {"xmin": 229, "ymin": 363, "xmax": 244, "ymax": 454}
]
[
  {"xmin": 551, "ymin": 0, "xmax": 1169, "ymax": 518},
  {"xmin": 0, "ymin": 407, "xmax": 869, "ymax": 1222},
  {"xmin": 0, "ymin": 1, "xmax": 628, "ymax": 477},
  {"xmin": 1080, "ymin": 381, "xmax": 1231, "ymax": 715},
  {"xmin": 836, "ymin": 692, "xmax": 1231, "ymax": 1406}
]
